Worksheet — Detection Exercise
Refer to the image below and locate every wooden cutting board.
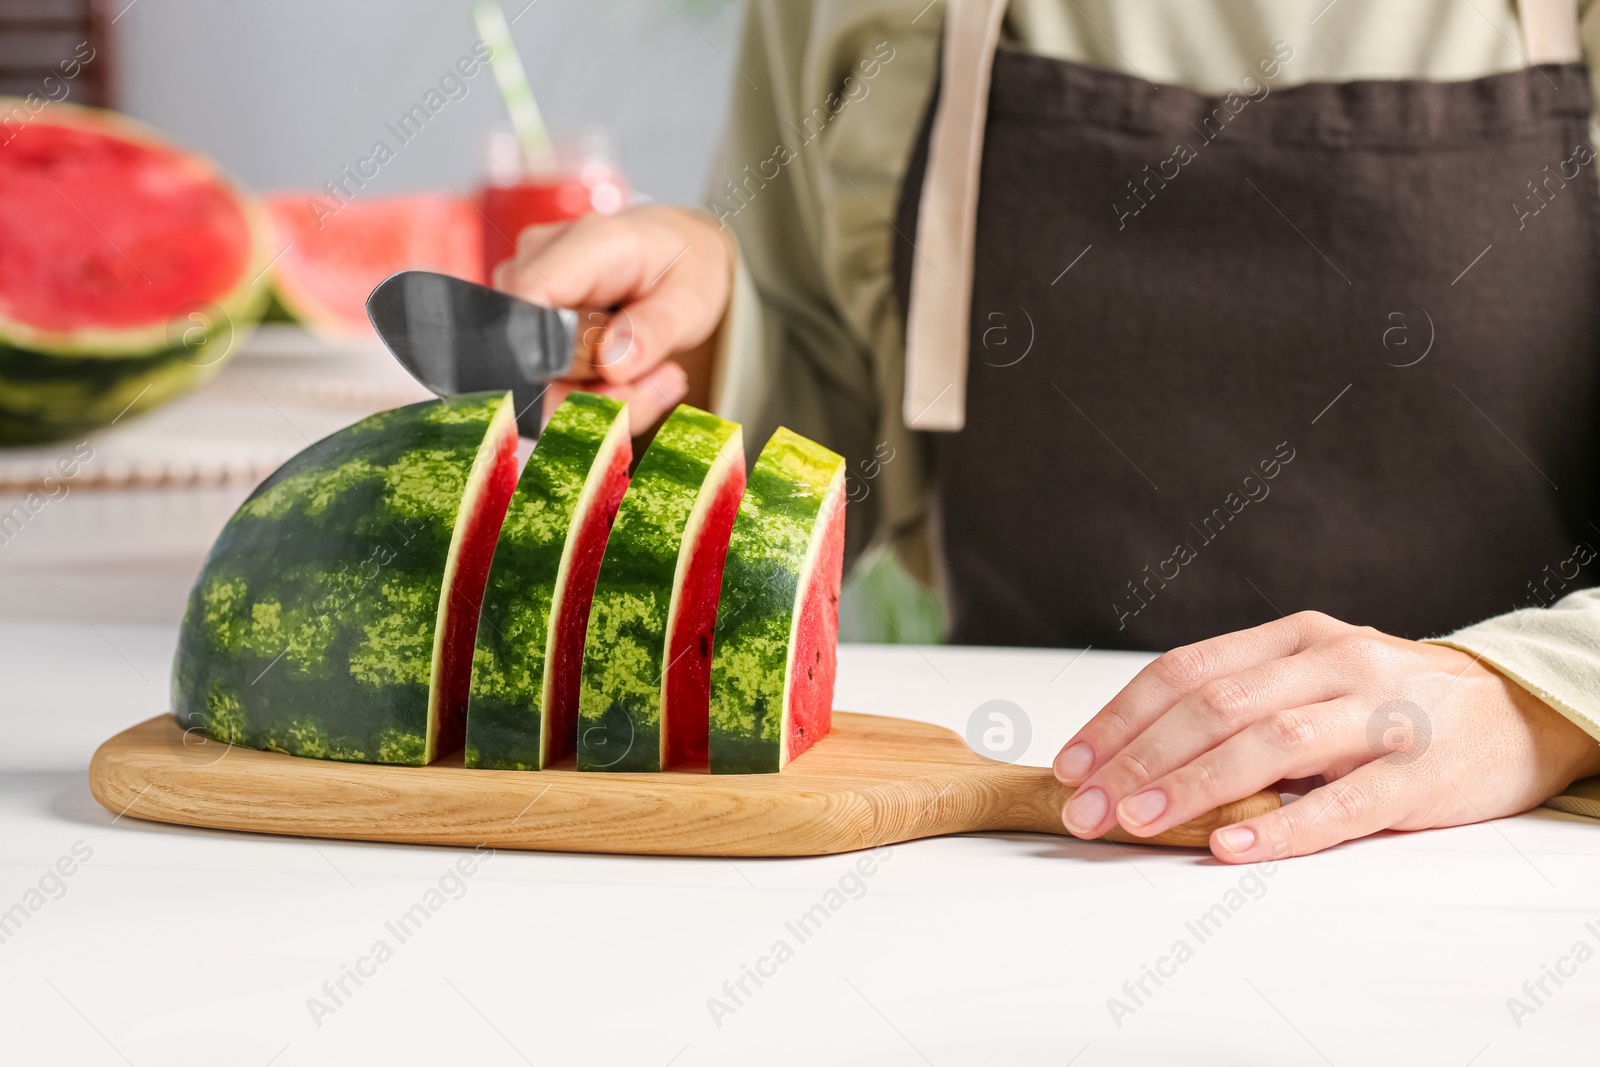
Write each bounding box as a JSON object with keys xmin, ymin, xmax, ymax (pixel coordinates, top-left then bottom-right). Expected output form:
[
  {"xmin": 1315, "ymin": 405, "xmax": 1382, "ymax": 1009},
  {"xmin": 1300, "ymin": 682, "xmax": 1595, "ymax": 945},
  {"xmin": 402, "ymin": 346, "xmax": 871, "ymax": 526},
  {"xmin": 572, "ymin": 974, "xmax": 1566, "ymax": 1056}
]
[{"xmin": 89, "ymin": 713, "xmax": 1279, "ymax": 856}]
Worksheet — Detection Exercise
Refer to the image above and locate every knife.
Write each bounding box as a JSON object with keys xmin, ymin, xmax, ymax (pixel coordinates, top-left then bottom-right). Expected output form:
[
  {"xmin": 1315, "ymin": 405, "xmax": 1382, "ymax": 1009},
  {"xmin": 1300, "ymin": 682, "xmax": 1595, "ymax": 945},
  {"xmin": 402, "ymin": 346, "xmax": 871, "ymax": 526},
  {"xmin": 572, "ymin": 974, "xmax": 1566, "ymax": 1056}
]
[{"xmin": 366, "ymin": 270, "xmax": 579, "ymax": 438}]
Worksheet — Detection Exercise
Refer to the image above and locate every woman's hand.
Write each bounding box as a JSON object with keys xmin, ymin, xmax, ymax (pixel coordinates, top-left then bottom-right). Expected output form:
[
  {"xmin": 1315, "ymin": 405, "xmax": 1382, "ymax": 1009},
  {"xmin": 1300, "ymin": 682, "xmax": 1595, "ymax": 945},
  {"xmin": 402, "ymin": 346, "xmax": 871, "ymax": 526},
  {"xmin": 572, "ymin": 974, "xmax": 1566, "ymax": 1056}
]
[
  {"xmin": 1052, "ymin": 611, "xmax": 1600, "ymax": 862},
  {"xmin": 493, "ymin": 205, "xmax": 733, "ymax": 433}
]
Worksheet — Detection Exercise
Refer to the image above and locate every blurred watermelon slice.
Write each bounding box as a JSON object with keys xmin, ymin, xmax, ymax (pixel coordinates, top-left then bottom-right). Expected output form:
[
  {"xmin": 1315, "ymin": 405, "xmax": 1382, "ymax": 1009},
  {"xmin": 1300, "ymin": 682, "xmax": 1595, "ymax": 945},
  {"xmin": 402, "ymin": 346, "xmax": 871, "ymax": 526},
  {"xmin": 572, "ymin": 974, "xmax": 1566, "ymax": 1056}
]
[
  {"xmin": 266, "ymin": 193, "xmax": 482, "ymax": 339},
  {"xmin": 0, "ymin": 100, "xmax": 270, "ymax": 356},
  {"xmin": 0, "ymin": 99, "xmax": 271, "ymax": 443}
]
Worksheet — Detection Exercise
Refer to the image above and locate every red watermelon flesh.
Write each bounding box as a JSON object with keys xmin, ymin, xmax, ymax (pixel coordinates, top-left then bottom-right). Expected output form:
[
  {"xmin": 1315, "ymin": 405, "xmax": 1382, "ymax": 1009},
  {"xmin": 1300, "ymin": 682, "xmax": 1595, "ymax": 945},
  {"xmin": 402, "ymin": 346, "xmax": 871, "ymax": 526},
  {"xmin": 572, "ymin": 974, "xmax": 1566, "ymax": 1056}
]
[
  {"xmin": 0, "ymin": 104, "xmax": 262, "ymax": 351},
  {"xmin": 546, "ymin": 436, "xmax": 633, "ymax": 763},
  {"xmin": 784, "ymin": 487, "xmax": 845, "ymax": 763},
  {"xmin": 664, "ymin": 458, "xmax": 747, "ymax": 766},
  {"xmin": 434, "ymin": 409, "xmax": 521, "ymax": 754},
  {"xmin": 267, "ymin": 193, "xmax": 482, "ymax": 338}
]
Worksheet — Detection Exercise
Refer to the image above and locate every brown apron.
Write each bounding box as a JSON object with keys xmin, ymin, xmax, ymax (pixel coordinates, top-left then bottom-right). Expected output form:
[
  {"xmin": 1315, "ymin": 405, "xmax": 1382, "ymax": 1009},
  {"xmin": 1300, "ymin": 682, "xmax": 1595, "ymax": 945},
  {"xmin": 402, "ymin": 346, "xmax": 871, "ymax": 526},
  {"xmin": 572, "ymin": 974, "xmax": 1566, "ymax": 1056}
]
[{"xmin": 892, "ymin": 3, "xmax": 1600, "ymax": 651}]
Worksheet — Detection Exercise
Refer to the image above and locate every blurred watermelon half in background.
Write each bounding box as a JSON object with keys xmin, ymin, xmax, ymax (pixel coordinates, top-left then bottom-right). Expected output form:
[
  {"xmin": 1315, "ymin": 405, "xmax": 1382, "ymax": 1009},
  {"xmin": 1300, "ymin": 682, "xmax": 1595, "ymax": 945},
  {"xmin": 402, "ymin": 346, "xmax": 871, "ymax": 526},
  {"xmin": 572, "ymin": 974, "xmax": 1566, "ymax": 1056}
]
[
  {"xmin": 266, "ymin": 193, "xmax": 482, "ymax": 340},
  {"xmin": 0, "ymin": 100, "xmax": 272, "ymax": 446},
  {"xmin": 0, "ymin": 101, "xmax": 491, "ymax": 446}
]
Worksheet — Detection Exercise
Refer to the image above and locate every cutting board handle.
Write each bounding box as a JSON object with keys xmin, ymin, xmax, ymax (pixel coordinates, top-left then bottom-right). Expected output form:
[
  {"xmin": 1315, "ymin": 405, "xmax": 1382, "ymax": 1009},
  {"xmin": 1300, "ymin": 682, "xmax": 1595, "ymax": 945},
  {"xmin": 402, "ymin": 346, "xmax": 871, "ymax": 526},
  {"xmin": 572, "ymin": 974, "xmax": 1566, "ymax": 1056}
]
[{"xmin": 979, "ymin": 763, "xmax": 1281, "ymax": 849}]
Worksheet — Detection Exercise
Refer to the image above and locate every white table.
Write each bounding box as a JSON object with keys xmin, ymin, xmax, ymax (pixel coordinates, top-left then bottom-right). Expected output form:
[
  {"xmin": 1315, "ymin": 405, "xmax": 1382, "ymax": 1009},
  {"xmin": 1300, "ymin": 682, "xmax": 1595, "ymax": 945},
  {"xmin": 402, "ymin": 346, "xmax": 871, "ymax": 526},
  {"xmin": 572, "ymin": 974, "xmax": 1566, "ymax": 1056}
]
[{"xmin": 3, "ymin": 622, "xmax": 1598, "ymax": 1066}]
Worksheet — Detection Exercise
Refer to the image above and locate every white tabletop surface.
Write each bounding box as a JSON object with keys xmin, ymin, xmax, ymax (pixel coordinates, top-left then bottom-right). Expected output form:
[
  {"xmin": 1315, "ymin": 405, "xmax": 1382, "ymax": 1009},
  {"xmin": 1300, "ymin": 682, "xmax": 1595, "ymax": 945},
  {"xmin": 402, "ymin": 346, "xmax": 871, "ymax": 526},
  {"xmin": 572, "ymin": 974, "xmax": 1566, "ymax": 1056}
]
[{"xmin": 3, "ymin": 335, "xmax": 1597, "ymax": 1065}]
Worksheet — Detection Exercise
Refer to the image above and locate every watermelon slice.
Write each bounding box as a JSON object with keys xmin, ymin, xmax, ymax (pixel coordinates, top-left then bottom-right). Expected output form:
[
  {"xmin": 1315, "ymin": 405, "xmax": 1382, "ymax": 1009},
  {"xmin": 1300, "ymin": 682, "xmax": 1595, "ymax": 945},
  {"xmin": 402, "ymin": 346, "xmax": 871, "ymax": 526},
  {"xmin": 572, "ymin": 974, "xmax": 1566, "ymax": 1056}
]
[
  {"xmin": 266, "ymin": 193, "xmax": 481, "ymax": 339},
  {"xmin": 577, "ymin": 405, "xmax": 746, "ymax": 771},
  {"xmin": 465, "ymin": 392, "xmax": 632, "ymax": 770},
  {"xmin": 171, "ymin": 392, "xmax": 520, "ymax": 764},
  {"xmin": 0, "ymin": 99, "xmax": 270, "ymax": 442},
  {"xmin": 709, "ymin": 428, "xmax": 846, "ymax": 773}
]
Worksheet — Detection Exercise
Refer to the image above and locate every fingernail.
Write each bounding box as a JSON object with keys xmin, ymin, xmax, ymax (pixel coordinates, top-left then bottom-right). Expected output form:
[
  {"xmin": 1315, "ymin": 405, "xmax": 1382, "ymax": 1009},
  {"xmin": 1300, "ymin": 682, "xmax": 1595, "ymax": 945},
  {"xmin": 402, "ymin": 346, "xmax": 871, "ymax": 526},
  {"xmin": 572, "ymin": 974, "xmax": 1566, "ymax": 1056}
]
[
  {"xmin": 664, "ymin": 363, "xmax": 689, "ymax": 402},
  {"xmin": 1215, "ymin": 825, "xmax": 1256, "ymax": 854},
  {"xmin": 1063, "ymin": 787, "xmax": 1107, "ymax": 834},
  {"xmin": 1119, "ymin": 789, "xmax": 1167, "ymax": 827},
  {"xmin": 604, "ymin": 321, "xmax": 634, "ymax": 372},
  {"xmin": 1054, "ymin": 742, "xmax": 1092, "ymax": 782}
]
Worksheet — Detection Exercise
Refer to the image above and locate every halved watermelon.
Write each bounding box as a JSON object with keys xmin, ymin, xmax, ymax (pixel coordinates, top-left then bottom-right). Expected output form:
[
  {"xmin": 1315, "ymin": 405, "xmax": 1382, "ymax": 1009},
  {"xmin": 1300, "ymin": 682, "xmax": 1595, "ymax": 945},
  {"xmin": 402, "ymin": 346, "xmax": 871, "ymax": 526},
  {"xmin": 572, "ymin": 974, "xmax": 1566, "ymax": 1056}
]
[
  {"xmin": 266, "ymin": 193, "xmax": 482, "ymax": 338},
  {"xmin": 0, "ymin": 100, "xmax": 271, "ymax": 443},
  {"xmin": 171, "ymin": 392, "xmax": 520, "ymax": 764},
  {"xmin": 578, "ymin": 405, "xmax": 746, "ymax": 771},
  {"xmin": 709, "ymin": 428, "xmax": 846, "ymax": 773},
  {"xmin": 0, "ymin": 342, "xmax": 236, "ymax": 446},
  {"xmin": 465, "ymin": 392, "xmax": 632, "ymax": 770}
]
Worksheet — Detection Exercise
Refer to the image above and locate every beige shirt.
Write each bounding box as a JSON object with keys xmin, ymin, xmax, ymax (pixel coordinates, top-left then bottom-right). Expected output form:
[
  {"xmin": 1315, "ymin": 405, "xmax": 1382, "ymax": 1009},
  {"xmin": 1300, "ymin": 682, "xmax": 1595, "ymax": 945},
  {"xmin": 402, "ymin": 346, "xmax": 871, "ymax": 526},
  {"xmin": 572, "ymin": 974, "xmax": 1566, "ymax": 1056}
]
[{"xmin": 706, "ymin": 0, "xmax": 1600, "ymax": 752}]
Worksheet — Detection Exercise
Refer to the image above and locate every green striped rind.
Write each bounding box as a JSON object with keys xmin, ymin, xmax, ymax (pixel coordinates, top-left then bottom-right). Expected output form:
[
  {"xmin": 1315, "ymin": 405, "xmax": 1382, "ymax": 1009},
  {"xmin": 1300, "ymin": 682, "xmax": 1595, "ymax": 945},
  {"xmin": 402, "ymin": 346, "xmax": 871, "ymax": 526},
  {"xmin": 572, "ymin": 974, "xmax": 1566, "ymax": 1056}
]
[
  {"xmin": 465, "ymin": 392, "xmax": 628, "ymax": 770},
  {"xmin": 171, "ymin": 391, "xmax": 511, "ymax": 765},
  {"xmin": 0, "ymin": 298, "xmax": 265, "ymax": 445},
  {"xmin": 577, "ymin": 405, "xmax": 740, "ymax": 772},
  {"xmin": 709, "ymin": 428, "xmax": 845, "ymax": 773}
]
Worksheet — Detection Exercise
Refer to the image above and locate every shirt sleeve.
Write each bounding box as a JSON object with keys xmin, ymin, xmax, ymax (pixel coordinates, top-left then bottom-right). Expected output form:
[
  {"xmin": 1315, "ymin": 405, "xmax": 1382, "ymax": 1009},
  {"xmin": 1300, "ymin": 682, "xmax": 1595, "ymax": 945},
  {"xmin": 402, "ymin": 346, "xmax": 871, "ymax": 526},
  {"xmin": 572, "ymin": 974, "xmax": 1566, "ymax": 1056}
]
[
  {"xmin": 1425, "ymin": 587, "xmax": 1600, "ymax": 816},
  {"xmin": 1425, "ymin": 588, "xmax": 1600, "ymax": 746},
  {"xmin": 703, "ymin": 0, "xmax": 941, "ymax": 573}
]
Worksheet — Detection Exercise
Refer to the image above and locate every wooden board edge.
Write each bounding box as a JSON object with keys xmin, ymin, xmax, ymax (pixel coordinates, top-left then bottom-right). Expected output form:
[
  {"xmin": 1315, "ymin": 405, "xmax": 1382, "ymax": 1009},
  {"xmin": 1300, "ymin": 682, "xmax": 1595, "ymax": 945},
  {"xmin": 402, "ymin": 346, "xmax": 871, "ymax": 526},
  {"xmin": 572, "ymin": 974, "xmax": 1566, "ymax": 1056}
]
[
  {"xmin": 87, "ymin": 715, "xmax": 966, "ymax": 858},
  {"xmin": 88, "ymin": 714, "xmax": 1281, "ymax": 857}
]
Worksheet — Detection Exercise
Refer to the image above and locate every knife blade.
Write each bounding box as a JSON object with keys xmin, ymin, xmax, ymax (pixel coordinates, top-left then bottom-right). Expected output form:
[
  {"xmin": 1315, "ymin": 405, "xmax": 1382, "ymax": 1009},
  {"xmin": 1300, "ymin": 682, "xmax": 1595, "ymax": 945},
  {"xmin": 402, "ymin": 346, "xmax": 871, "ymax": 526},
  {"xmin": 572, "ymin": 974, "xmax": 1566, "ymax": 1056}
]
[{"xmin": 366, "ymin": 270, "xmax": 579, "ymax": 438}]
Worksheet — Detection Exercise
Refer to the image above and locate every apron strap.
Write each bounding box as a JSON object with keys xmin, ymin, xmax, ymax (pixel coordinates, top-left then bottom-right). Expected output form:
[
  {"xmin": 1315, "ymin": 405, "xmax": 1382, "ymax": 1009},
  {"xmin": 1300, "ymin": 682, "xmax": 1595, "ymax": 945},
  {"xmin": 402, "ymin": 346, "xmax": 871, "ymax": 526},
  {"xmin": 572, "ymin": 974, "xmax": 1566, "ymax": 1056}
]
[
  {"xmin": 902, "ymin": 0, "xmax": 1008, "ymax": 431},
  {"xmin": 901, "ymin": 0, "xmax": 1583, "ymax": 431},
  {"xmin": 1521, "ymin": 0, "xmax": 1582, "ymax": 63}
]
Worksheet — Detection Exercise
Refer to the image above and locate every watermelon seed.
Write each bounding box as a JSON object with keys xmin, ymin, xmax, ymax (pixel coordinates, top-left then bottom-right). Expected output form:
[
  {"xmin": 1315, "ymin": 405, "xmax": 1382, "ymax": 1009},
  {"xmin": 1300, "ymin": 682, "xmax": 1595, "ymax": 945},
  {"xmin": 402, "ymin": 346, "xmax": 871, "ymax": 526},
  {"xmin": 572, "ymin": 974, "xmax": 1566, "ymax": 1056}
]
[{"xmin": 699, "ymin": 633, "xmax": 709, "ymax": 658}]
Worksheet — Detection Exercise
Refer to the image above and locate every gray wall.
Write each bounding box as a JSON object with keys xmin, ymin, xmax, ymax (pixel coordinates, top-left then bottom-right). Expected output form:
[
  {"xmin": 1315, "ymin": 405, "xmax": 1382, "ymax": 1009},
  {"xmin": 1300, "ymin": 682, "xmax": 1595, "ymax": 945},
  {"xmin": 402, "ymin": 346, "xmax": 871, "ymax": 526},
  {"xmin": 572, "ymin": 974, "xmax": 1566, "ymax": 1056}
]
[{"xmin": 114, "ymin": 0, "xmax": 742, "ymax": 206}]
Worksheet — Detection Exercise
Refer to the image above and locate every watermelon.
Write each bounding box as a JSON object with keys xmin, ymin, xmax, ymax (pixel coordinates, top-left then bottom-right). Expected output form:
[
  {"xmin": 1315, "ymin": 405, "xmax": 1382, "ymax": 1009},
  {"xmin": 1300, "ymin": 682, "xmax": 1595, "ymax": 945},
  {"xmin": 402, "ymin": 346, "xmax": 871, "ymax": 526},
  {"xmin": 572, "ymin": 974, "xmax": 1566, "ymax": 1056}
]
[
  {"xmin": 465, "ymin": 392, "xmax": 632, "ymax": 770},
  {"xmin": 577, "ymin": 405, "xmax": 746, "ymax": 771},
  {"xmin": 171, "ymin": 392, "xmax": 520, "ymax": 764},
  {"xmin": 0, "ymin": 100, "xmax": 271, "ymax": 444},
  {"xmin": 0, "ymin": 341, "xmax": 240, "ymax": 446},
  {"xmin": 266, "ymin": 193, "xmax": 482, "ymax": 339},
  {"xmin": 709, "ymin": 428, "xmax": 846, "ymax": 773}
]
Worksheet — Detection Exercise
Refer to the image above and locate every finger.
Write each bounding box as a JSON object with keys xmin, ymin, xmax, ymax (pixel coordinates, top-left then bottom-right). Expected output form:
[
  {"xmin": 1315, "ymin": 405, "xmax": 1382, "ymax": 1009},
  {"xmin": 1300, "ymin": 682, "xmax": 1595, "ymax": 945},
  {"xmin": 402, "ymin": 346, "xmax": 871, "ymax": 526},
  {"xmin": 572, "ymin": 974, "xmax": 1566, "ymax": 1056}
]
[
  {"xmin": 1114, "ymin": 698, "xmax": 1363, "ymax": 838},
  {"xmin": 1054, "ymin": 611, "xmax": 1342, "ymax": 786},
  {"xmin": 500, "ymin": 214, "xmax": 653, "ymax": 311},
  {"xmin": 1067, "ymin": 651, "xmax": 1347, "ymax": 835},
  {"xmin": 493, "ymin": 223, "xmax": 569, "ymax": 292},
  {"xmin": 492, "ymin": 257, "xmax": 516, "ymax": 292},
  {"xmin": 515, "ymin": 222, "xmax": 569, "ymax": 263},
  {"xmin": 567, "ymin": 308, "xmax": 621, "ymax": 381},
  {"xmin": 592, "ymin": 283, "xmax": 718, "ymax": 385},
  {"xmin": 1208, "ymin": 759, "xmax": 1405, "ymax": 863},
  {"xmin": 504, "ymin": 219, "xmax": 717, "ymax": 384},
  {"xmin": 545, "ymin": 361, "xmax": 688, "ymax": 435}
]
